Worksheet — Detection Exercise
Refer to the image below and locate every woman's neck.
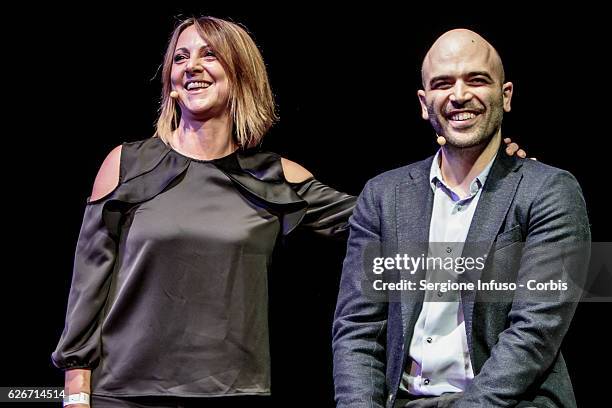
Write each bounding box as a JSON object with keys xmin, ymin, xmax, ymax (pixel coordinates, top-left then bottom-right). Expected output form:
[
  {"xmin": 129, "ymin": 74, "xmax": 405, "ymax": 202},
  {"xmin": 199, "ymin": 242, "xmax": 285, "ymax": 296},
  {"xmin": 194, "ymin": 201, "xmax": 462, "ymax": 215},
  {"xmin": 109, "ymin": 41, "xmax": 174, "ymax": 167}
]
[{"xmin": 171, "ymin": 116, "xmax": 236, "ymax": 160}]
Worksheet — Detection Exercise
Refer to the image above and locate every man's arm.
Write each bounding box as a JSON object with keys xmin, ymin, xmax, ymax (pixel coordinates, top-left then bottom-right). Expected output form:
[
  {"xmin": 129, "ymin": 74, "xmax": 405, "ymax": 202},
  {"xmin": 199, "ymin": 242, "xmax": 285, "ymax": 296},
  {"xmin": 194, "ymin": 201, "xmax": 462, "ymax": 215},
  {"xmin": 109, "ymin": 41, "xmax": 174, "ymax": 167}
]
[
  {"xmin": 456, "ymin": 170, "xmax": 590, "ymax": 407},
  {"xmin": 332, "ymin": 180, "xmax": 389, "ymax": 408}
]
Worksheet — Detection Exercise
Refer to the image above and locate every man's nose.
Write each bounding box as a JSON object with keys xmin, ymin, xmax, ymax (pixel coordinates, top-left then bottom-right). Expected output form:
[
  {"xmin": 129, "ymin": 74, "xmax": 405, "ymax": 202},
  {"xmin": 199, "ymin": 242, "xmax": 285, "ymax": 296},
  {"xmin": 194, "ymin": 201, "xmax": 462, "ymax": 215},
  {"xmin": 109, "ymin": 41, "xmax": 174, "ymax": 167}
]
[{"xmin": 449, "ymin": 82, "xmax": 472, "ymax": 104}]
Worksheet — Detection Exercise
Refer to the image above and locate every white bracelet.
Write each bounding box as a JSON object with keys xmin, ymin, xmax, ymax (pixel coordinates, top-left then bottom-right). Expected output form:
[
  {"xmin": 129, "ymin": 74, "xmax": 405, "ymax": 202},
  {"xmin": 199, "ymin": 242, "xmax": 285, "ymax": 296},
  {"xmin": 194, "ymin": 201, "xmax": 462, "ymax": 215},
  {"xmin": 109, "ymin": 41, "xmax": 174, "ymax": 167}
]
[{"xmin": 63, "ymin": 392, "xmax": 90, "ymax": 406}]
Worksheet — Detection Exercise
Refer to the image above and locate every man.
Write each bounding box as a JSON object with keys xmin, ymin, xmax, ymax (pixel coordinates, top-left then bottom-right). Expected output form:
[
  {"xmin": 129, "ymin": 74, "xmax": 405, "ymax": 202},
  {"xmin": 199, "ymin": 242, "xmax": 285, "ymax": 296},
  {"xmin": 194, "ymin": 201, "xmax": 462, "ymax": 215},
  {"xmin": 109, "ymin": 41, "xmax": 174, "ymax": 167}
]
[{"xmin": 332, "ymin": 29, "xmax": 590, "ymax": 408}]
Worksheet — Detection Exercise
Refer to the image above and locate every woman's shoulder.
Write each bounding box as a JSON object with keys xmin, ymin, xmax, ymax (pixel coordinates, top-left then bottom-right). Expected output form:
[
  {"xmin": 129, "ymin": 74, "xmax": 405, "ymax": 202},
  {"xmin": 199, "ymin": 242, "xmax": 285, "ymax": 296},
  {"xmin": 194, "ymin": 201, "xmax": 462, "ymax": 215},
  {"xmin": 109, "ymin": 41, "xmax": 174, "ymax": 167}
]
[
  {"xmin": 88, "ymin": 139, "xmax": 314, "ymax": 201},
  {"xmin": 280, "ymin": 157, "xmax": 313, "ymax": 183},
  {"xmin": 90, "ymin": 137, "xmax": 168, "ymax": 202},
  {"xmin": 90, "ymin": 145, "xmax": 122, "ymax": 201},
  {"xmin": 120, "ymin": 137, "xmax": 169, "ymax": 178},
  {"xmin": 230, "ymin": 148, "xmax": 313, "ymax": 184}
]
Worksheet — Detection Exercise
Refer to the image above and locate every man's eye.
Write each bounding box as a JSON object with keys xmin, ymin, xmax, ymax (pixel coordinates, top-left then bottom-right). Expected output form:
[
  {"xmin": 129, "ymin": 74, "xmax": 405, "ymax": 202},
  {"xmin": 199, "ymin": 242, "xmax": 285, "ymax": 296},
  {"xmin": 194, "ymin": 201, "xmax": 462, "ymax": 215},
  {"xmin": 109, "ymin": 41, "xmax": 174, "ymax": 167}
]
[
  {"xmin": 470, "ymin": 78, "xmax": 488, "ymax": 85},
  {"xmin": 432, "ymin": 82, "xmax": 452, "ymax": 90}
]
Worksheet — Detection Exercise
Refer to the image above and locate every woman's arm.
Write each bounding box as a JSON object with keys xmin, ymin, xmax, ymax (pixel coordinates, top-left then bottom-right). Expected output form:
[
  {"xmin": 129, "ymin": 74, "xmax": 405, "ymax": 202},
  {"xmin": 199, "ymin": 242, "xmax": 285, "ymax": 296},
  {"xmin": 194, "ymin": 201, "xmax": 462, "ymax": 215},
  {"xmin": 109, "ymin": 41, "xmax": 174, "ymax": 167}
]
[
  {"xmin": 53, "ymin": 146, "xmax": 123, "ymax": 403},
  {"xmin": 90, "ymin": 145, "xmax": 122, "ymax": 201},
  {"xmin": 281, "ymin": 157, "xmax": 355, "ymax": 237},
  {"xmin": 279, "ymin": 138, "xmax": 527, "ymax": 238},
  {"xmin": 280, "ymin": 157, "xmax": 313, "ymax": 183},
  {"xmin": 64, "ymin": 369, "xmax": 91, "ymax": 407}
]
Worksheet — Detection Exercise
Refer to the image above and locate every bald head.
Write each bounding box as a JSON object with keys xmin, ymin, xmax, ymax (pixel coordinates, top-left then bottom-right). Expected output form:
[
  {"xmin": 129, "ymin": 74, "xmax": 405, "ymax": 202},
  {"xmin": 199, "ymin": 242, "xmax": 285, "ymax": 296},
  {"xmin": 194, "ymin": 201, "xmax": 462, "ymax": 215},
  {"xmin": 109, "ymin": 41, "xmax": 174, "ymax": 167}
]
[
  {"xmin": 421, "ymin": 29, "xmax": 505, "ymax": 87},
  {"xmin": 416, "ymin": 28, "xmax": 514, "ymax": 150}
]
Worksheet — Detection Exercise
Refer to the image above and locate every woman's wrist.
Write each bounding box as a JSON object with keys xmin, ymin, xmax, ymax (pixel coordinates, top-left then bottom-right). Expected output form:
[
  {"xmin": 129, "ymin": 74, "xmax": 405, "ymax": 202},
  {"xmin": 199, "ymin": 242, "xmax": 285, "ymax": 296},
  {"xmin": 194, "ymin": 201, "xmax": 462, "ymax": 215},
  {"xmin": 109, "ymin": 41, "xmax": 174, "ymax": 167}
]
[
  {"xmin": 64, "ymin": 369, "xmax": 91, "ymax": 395},
  {"xmin": 63, "ymin": 391, "xmax": 90, "ymax": 407}
]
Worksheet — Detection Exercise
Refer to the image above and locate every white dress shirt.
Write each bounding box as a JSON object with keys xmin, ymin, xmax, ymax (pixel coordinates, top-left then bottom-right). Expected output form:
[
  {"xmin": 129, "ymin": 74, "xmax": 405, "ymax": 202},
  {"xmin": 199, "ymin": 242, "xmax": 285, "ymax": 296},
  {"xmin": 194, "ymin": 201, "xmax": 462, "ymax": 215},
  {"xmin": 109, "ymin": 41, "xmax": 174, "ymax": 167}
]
[{"xmin": 401, "ymin": 149, "xmax": 496, "ymax": 396}]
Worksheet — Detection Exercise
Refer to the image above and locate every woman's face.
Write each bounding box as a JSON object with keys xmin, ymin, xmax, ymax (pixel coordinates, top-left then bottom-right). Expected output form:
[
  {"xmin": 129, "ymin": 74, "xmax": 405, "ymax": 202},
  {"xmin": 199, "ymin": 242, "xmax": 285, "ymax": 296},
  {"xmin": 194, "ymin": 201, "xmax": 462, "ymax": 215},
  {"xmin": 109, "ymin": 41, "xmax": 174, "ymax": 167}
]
[{"xmin": 170, "ymin": 25, "xmax": 230, "ymax": 121}]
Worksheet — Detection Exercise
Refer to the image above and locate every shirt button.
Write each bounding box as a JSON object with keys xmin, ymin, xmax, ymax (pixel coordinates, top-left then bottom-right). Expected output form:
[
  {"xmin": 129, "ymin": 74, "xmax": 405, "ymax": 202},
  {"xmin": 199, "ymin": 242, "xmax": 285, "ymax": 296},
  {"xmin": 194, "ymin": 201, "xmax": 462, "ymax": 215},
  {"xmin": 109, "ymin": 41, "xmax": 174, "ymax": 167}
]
[
  {"xmin": 446, "ymin": 247, "xmax": 452, "ymax": 253},
  {"xmin": 424, "ymin": 378, "xmax": 430, "ymax": 385},
  {"xmin": 426, "ymin": 337, "xmax": 433, "ymax": 343}
]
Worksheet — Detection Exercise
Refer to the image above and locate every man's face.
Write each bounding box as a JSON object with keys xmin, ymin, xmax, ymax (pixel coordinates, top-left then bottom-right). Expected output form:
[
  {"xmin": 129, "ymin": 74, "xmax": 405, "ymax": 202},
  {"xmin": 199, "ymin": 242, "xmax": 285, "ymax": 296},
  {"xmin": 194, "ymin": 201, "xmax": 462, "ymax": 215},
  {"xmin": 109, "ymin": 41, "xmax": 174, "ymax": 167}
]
[{"xmin": 418, "ymin": 36, "xmax": 513, "ymax": 148}]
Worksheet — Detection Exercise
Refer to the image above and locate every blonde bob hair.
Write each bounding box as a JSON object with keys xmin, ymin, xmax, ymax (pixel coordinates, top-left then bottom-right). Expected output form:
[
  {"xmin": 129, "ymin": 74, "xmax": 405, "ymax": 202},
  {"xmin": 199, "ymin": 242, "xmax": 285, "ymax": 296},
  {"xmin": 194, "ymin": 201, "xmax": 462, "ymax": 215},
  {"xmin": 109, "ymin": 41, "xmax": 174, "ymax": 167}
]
[{"xmin": 155, "ymin": 16, "xmax": 277, "ymax": 148}]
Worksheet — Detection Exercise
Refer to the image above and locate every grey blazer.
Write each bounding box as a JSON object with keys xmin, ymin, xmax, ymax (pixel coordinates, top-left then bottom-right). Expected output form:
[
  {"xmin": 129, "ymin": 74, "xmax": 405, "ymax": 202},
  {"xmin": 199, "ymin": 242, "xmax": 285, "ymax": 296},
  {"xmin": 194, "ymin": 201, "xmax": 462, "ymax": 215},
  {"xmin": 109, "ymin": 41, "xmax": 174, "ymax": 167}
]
[{"xmin": 332, "ymin": 145, "xmax": 590, "ymax": 408}]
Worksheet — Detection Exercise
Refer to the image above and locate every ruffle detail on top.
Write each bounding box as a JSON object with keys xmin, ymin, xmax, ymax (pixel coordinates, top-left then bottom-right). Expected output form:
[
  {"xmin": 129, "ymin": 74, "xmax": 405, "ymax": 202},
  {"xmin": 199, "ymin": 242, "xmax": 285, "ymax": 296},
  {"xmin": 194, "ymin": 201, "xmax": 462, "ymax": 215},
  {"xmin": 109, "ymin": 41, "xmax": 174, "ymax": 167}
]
[{"xmin": 90, "ymin": 137, "xmax": 310, "ymax": 236}]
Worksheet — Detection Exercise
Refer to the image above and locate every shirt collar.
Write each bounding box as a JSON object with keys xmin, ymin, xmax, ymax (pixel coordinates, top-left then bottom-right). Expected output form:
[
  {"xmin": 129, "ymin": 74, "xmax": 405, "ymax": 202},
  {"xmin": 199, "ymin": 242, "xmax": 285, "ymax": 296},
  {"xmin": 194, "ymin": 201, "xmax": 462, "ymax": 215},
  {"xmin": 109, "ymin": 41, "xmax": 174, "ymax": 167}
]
[{"xmin": 429, "ymin": 148, "xmax": 497, "ymax": 201}]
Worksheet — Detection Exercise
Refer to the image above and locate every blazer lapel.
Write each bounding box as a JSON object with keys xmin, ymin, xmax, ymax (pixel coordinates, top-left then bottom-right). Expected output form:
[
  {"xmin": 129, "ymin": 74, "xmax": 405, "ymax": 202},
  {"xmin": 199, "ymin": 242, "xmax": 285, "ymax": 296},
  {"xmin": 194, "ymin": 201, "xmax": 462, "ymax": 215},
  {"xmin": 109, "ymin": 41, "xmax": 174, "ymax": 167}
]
[
  {"xmin": 395, "ymin": 157, "xmax": 435, "ymax": 360},
  {"xmin": 460, "ymin": 150, "xmax": 523, "ymax": 355}
]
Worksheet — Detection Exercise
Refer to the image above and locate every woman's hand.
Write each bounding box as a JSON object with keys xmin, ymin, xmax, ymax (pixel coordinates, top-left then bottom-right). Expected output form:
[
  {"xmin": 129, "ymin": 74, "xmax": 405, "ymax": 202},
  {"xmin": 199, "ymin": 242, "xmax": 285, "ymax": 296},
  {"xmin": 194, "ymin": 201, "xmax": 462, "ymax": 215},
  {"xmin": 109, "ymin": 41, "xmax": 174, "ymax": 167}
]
[{"xmin": 503, "ymin": 137, "xmax": 528, "ymax": 159}]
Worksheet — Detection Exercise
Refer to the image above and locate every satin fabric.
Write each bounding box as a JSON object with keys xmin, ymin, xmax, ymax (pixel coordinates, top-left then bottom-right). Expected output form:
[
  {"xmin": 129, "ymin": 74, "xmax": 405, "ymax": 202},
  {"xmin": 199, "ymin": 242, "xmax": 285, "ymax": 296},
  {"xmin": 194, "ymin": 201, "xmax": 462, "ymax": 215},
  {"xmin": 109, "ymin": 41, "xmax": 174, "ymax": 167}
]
[{"xmin": 52, "ymin": 137, "xmax": 355, "ymax": 398}]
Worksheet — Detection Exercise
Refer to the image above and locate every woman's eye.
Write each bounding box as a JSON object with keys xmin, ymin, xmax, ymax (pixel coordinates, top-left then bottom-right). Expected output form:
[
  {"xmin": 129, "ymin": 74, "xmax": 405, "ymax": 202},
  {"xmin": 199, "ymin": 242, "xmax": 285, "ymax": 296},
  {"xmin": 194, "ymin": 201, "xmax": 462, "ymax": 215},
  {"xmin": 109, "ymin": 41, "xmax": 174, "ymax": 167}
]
[{"xmin": 173, "ymin": 54, "xmax": 187, "ymax": 62}]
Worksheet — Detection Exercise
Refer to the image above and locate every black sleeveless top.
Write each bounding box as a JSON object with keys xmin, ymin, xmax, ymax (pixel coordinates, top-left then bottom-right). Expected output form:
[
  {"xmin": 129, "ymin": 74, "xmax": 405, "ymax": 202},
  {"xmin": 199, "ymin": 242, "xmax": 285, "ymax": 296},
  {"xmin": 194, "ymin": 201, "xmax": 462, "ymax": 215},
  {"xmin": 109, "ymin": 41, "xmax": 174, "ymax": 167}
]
[{"xmin": 52, "ymin": 137, "xmax": 355, "ymax": 398}]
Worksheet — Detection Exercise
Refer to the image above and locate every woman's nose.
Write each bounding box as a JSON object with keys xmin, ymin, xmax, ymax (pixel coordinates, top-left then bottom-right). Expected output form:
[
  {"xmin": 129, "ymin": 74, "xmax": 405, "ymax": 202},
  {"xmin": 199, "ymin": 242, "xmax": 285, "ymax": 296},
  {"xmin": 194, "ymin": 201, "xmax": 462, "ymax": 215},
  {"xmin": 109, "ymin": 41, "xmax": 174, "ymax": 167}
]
[{"xmin": 186, "ymin": 57, "xmax": 204, "ymax": 74}]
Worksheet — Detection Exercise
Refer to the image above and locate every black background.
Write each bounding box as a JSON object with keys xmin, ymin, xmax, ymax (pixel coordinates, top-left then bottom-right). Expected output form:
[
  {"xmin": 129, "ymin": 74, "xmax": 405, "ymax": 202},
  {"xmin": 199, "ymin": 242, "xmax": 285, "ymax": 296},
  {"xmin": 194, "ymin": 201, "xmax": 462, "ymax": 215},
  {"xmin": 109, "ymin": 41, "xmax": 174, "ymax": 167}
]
[{"xmin": 1, "ymin": 3, "xmax": 609, "ymax": 407}]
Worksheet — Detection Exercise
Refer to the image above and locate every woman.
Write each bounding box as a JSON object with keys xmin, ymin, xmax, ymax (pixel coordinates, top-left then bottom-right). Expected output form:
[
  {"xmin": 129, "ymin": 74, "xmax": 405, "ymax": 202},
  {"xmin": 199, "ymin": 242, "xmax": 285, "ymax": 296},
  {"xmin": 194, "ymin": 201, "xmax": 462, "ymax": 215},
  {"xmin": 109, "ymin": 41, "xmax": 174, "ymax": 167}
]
[
  {"xmin": 52, "ymin": 16, "xmax": 524, "ymax": 407},
  {"xmin": 52, "ymin": 16, "xmax": 356, "ymax": 407}
]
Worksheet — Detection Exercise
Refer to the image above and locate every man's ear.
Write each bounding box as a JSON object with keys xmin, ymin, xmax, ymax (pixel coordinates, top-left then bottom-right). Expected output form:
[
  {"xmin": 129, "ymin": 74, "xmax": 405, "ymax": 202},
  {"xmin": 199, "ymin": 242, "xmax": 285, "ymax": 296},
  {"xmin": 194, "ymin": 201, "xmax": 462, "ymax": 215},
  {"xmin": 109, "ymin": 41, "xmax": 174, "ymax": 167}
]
[
  {"xmin": 417, "ymin": 90, "xmax": 429, "ymax": 120},
  {"xmin": 502, "ymin": 82, "xmax": 513, "ymax": 112}
]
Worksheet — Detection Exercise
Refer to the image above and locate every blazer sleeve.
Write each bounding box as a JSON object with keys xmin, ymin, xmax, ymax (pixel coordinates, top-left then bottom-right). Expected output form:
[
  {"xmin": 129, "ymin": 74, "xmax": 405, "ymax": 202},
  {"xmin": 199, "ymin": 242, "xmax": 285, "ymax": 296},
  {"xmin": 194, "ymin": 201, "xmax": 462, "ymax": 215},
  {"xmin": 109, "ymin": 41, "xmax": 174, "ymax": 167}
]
[
  {"xmin": 332, "ymin": 179, "xmax": 388, "ymax": 408},
  {"xmin": 456, "ymin": 170, "xmax": 591, "ymax": 407}
]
